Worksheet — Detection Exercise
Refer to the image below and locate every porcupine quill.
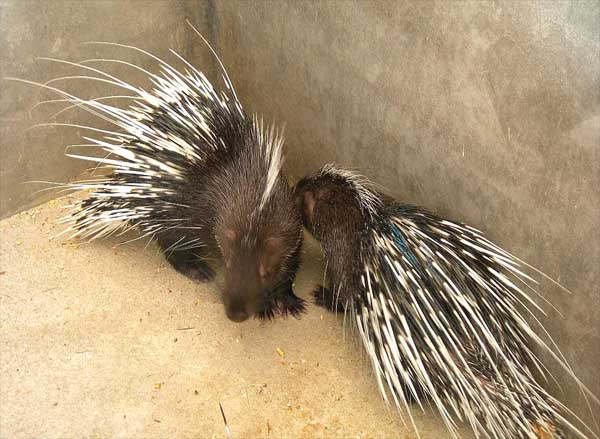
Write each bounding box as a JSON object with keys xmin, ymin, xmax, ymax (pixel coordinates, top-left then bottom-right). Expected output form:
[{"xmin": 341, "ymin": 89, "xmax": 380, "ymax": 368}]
[
  {"xmin": 8, "ymin": 21, "xmax": 305, "ymax": 321},
  {"xmin": 295, "ymin": 164, "xmax": 599, "ymax": 439}
]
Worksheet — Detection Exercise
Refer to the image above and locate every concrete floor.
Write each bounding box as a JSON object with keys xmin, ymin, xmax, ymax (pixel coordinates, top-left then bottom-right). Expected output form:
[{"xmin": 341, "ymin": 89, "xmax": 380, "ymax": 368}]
[{"xmin": 0, "ymin": 196, "xmax": 476, "ymax": 438}]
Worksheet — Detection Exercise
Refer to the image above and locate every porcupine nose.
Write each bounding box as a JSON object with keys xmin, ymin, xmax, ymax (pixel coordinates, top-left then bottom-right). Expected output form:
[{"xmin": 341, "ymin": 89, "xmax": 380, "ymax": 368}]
[{"xmin": 225, "ymin": 300, "xmax": 250, "ymax": 322}]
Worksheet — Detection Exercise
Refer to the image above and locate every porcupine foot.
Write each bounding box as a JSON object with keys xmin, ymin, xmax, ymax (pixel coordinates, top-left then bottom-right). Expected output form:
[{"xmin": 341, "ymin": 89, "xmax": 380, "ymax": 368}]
[
  {"xmin": 257, "ymin": 281, "xmax": 306, "ymax": 320},
  {"xmin": 157, "ymin": 233, "xmax": 215, "ymax": 282},
  {"xmin": 312, "ymin": 284, "xmax": 345, "ymax": 312},
  {"xmin": 165, "ymin": 251, "xmax": 215, "ymax": 282},
  {"xmin": 277, "ymin": 287, "xmax": 306, "ymax": 318}
]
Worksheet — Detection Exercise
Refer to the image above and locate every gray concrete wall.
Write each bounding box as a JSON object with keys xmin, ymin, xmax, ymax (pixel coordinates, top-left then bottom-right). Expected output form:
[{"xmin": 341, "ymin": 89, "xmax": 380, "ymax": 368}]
[
  {"xmin": 1, "ymin": 0, "xmax": 598, "ymax": 432},
  {"xmin": 213, "ymin": 0, "xmax": 600, "ymax": 429},
  {"xmin": 0, "ymin": 0, "xmax": 215, "ymax": 218}
]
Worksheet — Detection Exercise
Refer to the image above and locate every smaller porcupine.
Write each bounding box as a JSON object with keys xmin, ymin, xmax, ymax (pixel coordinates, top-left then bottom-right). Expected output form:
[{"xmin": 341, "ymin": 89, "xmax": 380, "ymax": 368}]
[
  {"xmin": 15, "ymin": 29, "xmax": 304, "ymax": 322},
  {"xmin": 294, "ymin": 164, "xmax": 598, "ymax": 439}
]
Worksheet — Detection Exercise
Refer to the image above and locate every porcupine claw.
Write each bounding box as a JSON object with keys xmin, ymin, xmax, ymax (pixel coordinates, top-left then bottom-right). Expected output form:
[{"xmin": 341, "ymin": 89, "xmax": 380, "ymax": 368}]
[
  {"xmin": 277, "ymin": 287, "xmax": 306, "ymax": 318},
  {"xmin": 256, "ymin": 282, "xmax": 306, "ymax": 321}
]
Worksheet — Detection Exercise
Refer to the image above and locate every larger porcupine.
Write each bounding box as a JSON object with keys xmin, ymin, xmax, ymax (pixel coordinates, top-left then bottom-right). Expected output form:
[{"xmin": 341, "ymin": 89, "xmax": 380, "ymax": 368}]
[
  {"xmin": 294, "ymin": 164, "xmax": 598, "ymax": 439},
  {"xmin": 13, "ymin": 29, "xmax": 305, "ymax": 322}
]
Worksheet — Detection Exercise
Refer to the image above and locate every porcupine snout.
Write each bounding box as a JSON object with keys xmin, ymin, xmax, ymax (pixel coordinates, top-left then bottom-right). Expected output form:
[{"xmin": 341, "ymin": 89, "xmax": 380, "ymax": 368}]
[
  {"xmin": 222, "ymin": 277, "xmax": 262, "ymax": 323},
  {"xmin": 224, "ymin": 297, "xmax": 251, "ymax": 322},
  {"xmin": 220, "ymin": 251, "xmax": 267, "ymax": 323}
]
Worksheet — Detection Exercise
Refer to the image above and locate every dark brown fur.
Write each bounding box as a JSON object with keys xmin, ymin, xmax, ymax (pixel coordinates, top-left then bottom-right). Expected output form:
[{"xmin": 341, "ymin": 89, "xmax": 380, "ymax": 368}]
[
  {"xmin": 294, "ymin": 173, "xmax": 366, "ymax": 310},
  {"xmin": 157, "ymin": 122, "xmax": 305, "ymax": 322}
]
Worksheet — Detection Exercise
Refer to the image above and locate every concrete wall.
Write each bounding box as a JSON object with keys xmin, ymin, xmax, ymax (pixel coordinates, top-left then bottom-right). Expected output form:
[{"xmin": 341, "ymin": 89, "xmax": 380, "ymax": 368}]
[
  {"xmin": 213, "ymin": 0, "xmax": 600, "ymax": 428},
  {"xmin": 1, "ymin": 0, "xmax": 598, "ymax": 431},
  {"xmin": 0, "ymin": 0, "xmax": 215, "ymax": 218}
]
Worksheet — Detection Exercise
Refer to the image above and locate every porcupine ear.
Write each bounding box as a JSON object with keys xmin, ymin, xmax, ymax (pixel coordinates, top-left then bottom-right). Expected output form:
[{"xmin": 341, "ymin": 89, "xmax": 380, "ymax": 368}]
[
  {"xmin": 292, "ymin": 177, "xmax": 313, "ymax": 219},
  {"xmin": 302, "ymin": 191, "xmax": 316, "ymax": 222}
]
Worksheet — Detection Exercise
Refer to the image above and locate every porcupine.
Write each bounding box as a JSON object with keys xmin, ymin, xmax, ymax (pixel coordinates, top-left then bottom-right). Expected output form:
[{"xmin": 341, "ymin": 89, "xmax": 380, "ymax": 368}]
[
  {"xmin": 12, "ymin": 26, "xmax": 305, "ymax": 322},
  {"xmin": 294, "ymin": 164, "xmax": 598, "ymax": 439}
]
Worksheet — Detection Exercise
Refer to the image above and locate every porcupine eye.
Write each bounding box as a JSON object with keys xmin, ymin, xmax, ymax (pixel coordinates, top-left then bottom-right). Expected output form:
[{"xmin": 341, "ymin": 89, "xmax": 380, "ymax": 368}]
[
  {"xmin": 259, "ymin": 238, "xmax": 285, "ymax": 284},
  {"xmin": 220, "ymin": 229, "xmax": 238, "ymax": 268},
  {"xmin": 259, "ymin": 263, "xmax": 271, "ymax": 280}
]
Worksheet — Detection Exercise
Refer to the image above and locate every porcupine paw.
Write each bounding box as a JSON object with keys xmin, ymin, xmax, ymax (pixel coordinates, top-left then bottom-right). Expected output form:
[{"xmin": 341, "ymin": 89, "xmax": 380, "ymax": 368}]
[
  {"xmin": 256, "ymin": 286, "xmax": 306, "ymax": 320},
  {"xmin": 312, "ymin": 284, "xmax": 340, "ymax": 312},
  {"xmin": 277, "ymin": 290, "xmax": 306, "ymax": 318},
  {"xmin": 171, "ymin": 259, "xmax": 215, "ymax": 283},
  {"xmin": 256, "ymin": 304, "xmax": 276, "ymax": 321}
]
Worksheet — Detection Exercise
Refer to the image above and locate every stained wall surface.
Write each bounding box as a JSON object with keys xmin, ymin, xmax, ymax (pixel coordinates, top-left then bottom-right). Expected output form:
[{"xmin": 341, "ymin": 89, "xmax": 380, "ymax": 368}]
[
  {"xmin": 0, "ymin": 0, "xmax": 216, "ymax": 218},
  {"xmin": 213, "ymin": 0, "xmax": 600, "ymax": 429},
  {"xmin": 1, "ymin": 0, "xmax": 599, "ymax": 435}
]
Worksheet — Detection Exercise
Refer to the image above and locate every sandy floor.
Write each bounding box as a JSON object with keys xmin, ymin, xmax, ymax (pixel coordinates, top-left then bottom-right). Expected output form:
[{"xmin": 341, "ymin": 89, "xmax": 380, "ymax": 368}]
[{"xmin": 0, "ymin": 196, "xmax": 475, "ymax": 438}]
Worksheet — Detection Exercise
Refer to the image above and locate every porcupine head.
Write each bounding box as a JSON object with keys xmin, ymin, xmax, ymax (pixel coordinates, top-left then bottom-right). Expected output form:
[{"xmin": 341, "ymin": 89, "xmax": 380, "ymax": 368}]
[
  {"xmin": 208, "ymin": 144, "xmax": 304, "ymax": 323},
  {"xmin": 294, "ymin": 169, "xmax": 366, "ymax": 243},
  {"xmin": 293, "ymin": 168, "xmax": 370, "ymax": 304}
]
